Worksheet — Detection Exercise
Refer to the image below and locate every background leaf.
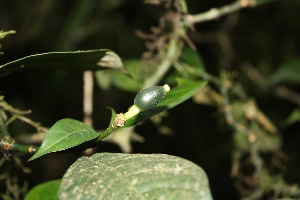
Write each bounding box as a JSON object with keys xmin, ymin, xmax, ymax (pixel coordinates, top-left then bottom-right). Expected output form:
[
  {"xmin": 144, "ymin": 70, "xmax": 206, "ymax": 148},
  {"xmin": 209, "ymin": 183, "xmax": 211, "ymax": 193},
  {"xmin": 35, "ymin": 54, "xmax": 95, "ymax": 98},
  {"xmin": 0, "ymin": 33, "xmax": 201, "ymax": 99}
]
[
  {"xmin": 59, "ymin": 153, "xmax": 213, "ymax": 200},
  {"xmin": 179, "ymin": 47, "xmax": 206, "ymax": 77},
  {"xmin": 24, "ymin": 179, "xmax": 61, "ymax": 200},
  {"xmin": 112, "ymin": 59, "xmax": 143, "ymax": 92},
  {"xmin": 0, "ymin": 49, "xmax": 124, "ymax": 75},
  {"xmin": 28, "ymin": 118, "xmax": 99, "ymax": 161},
  {"xmin": 268, "ymin": 58, "xmax": 300, "ymax": 86},
  {"xmin": 283, "ymin": 109, "xmax": 300, "ymax": 126},
  {"xmin": 94, "ymin": 70, "xmax": 114, "ymax": 90},
  {"xmin": 180, "ymin": 47, "xmax": 205, "ymax": 72},
  {"xmin": 94, "ymin": 59, "xmax": 143, "ymax": 92}
]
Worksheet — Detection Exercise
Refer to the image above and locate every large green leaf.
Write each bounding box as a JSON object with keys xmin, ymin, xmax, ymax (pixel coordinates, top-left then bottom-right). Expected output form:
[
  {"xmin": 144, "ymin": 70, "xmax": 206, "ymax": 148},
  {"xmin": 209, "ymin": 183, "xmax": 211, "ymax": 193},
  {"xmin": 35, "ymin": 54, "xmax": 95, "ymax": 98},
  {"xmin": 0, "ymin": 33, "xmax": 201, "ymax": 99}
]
[
  {"xmin": 24, "ymin": 179, "xmax": 61, "ymax": 200},
  {"xmin": 59, "ymin": 153, "xmax": 213, "ymax": 200},
  {"xmin": 0, "ymin": 49, "xmax": 124, "ymax": 75},
  {"xmin": 28, "ymin": 119, "xmax": 99, "ymax": 161}
]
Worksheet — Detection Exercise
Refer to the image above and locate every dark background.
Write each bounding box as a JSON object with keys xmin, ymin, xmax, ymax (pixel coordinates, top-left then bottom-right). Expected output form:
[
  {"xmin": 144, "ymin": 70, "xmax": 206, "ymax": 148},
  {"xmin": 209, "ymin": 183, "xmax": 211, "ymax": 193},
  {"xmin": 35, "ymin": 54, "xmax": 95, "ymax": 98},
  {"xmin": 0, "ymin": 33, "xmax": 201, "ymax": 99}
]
[{"xmin": 1, "ymin": 0, "xmax": 300, "ymax": 199}]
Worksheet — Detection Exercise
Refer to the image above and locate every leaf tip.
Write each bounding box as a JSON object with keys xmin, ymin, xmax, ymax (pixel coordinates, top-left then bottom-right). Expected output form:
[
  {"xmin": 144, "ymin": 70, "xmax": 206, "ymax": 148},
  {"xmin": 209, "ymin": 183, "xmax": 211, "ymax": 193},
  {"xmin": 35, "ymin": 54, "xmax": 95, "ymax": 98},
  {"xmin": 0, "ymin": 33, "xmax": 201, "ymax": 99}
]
[{"xmin": 27, "ymin": 154, "xmax": 38, "ymax": 162}]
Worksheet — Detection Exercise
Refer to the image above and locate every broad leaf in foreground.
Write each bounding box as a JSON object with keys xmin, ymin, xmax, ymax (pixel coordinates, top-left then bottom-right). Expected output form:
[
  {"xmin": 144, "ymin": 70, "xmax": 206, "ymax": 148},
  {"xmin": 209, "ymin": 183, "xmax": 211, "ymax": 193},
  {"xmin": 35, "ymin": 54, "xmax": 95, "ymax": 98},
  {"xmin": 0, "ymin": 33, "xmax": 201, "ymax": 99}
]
[
  {"xmin": 59, "ymin": 153, "xmax": 213, "ymax": 200},
  {"xmin": 0, "ymin": 49, "xmax": 126, "ymax": 75},
  {"xmin": 24, "ymin": 179, "xmax": 61, "ymax": 200},
  {"xmin": 28, "ymin": 119, "xmax": 99, "ymax": 161}
]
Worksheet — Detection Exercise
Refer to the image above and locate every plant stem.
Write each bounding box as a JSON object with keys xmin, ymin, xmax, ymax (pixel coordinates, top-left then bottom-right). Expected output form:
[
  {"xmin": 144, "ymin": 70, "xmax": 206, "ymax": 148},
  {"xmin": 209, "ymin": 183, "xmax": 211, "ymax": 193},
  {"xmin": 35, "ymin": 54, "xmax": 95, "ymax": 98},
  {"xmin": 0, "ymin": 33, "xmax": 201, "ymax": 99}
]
[
  {"xmin": 0, "ymin": 112, "xmax": 9, "ymax": 136},
  {"xmin": 186, "ymin": 1, "xmax": 254, "ymax": 24},
  {"xmin": 83, "ymin": 70, "xmax": 94, "ymax": 127},
  {"xmin": 143, "ymin": 37, "xmax": 180, "ymax": 89},
  {"xmin": 96, "ymin": 124, "xmax": 120, "ymax": 142},
  {"xmin": 11, "ymin": 143, "xmax": 40, "ymax": 154},
  {"xmin": 14, "ymin": 114, "xmax": 48, "ymax": 133},
  {"xmin": 0, "ymin": 30, "xmax": 16, "ymax": 39}
]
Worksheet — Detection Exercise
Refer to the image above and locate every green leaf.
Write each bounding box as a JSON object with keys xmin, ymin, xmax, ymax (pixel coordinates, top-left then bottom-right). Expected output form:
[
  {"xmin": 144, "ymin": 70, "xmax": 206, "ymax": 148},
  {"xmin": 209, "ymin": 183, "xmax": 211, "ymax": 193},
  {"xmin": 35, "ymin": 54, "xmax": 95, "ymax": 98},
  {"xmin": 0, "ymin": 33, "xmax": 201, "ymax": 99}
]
[
  {"xmin": 0, "ymin": 30, "xmax": 16, "ymax": 39},
  {"xmin": 124, "ymin": 78, "xmax": 207, "ymax": 127},
  {"xmin": 283, "ymin": 109, "xmax": 300, "ymax": 126},
  {"xmin": 112, "ymin": 59, "xmax": 143, "ymax": 92},
  {"xmin": 28, "ymin": 119, "xmax": 99, "ymax": 161},
  {"xmin": 107, "ymin": 107, "xmax": 117, "ymax": 125},
  {"xmin": 94, "ymin": 70, "xmax": 114, "ymax": 90},
  {"xmin": 112, "ymin": 69, "xmax": 143, "ymax": 92},
  {"xmin": 94, "ymin": 59, "xmax": 143, "ymax": 92},
  {"xmin": 268, "ymin": 58, "xmax": 300, "ymax": 86},
  {"xmin": 0, "ymin": 49, "xmax": 124, "ymax": 75},
  {"xmin": 59, "ymin": 153, "xmax": 213, "ymax": 200},
  {"xmin": 180, "ymin": 47, "xmax": 206, "ymax": 76},
  {"xmin": 24, "ymin": 179, "xmax": 61, "ymax": 200}
]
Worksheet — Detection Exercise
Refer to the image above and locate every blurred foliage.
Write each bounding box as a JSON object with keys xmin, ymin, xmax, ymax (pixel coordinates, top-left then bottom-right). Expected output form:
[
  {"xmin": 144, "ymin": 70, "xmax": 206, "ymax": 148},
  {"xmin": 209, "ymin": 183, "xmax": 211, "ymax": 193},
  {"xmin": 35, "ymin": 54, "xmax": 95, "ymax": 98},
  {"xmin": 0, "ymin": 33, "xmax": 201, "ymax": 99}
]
[
  {"xmin": 1, "ymin": 0, "xmax": 300, "ymax": 199},
  {"xmin": 24, "ymin": 179, "xmax": 61, "ymax": 200},
  {"xmin": 268, "ymin": 58, "xmax": 300, "ymax": 86}
]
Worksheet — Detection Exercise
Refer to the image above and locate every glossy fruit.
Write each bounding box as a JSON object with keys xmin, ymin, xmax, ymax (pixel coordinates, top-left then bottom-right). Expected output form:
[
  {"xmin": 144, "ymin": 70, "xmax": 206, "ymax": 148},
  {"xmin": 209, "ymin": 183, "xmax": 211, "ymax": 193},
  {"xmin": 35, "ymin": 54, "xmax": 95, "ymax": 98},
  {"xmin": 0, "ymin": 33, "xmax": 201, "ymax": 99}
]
[
  {"xmin": 123, "ymin": 84, "xmax": 170, "ymax": 120},
  {"xmin": 134, "ymin": 84, "xmax": 170, "ymax": 112}
]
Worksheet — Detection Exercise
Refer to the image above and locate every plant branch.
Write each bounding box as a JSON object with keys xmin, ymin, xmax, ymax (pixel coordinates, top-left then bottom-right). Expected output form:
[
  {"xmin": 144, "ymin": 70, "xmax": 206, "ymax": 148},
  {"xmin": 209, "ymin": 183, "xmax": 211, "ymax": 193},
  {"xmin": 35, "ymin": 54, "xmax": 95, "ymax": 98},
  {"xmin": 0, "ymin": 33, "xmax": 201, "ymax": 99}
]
[
  {"xmin": 243, "ymin": 63, "xmax": 300, "ymax": 107},
  {"xmin": 13, "ymin": 114, "xmax": 48, "ymax": 133},
  {"xmin": 83, "ymin": 70, "xmax": 95, "ymax": 156},
  {"xmin": 83, "ymin": 70, "xmax": 93, "ymax": 127},
  {"xmin": 11, "ymin": 143, "xmax": 39, "ymax": 154},
  {"xmin": 142, "ymin": 0, "xmax": 263, "ymax": 88},
  {"xmin": 0, "ymin": 98, "xmax": 31, "ymax": 115},
  {"xmin": 0, "ymin": 30, "xmax": 16, "ymax": 39},
  {"xmin": 186, "ymin": 1, "xmax": 255, "ymax": 24},
  {"xmin": 0, "ymin": 112, "xmax": 9, "ymax": 136},
  {"xmin": 143, "ymin": 37, "xmax": 181, "ymax": 89}
]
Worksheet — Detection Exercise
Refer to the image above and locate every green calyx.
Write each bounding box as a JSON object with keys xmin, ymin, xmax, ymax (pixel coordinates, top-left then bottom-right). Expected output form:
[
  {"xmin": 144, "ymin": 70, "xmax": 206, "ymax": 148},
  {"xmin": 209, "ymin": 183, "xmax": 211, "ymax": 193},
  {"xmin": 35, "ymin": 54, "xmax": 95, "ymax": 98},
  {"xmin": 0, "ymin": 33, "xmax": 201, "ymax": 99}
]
[{"xmin": 124, "ymin": 84, "xmax": 170, "ymax": 120}]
